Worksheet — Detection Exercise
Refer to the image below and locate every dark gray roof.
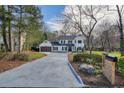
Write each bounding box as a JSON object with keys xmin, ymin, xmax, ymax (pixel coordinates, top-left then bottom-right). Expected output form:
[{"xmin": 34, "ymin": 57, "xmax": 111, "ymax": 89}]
[
  {"xmin": 51, "ymin": 42, "xmax": 74, "ymax": 46},
  {"xmin": 49, "ymin": 35, "xmax": 77, "ymax": 42},
  {"xmin": 57, "ymin": 35, "xmax": 76, "ymax": 40}
]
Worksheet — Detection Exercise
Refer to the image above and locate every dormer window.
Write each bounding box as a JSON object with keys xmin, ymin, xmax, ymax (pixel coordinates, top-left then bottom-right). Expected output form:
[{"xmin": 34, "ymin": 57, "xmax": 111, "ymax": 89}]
[{"xmin": 78, "ymin": 40, "xmax": 82, "ymax": 43}]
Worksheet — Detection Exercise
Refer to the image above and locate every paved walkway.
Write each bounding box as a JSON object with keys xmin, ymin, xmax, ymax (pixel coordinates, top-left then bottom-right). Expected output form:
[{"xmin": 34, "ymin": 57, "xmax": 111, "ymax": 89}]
[{"xmin": 0, "ymin": 53, "xmax": 84, "ymax": 87}]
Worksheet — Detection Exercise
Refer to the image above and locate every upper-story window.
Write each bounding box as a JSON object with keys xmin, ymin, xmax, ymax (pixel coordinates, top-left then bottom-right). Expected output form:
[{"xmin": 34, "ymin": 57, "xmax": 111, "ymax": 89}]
[
  {"xmin": 78, "ymin": 40, "xmax": 82, "ymax": 44},
  {"xmin": 61, "ymin": 40, "xmax": 65, "ymax": 44},
  {"xmin": 68, "ymin": 40, "xmax": 72, "ymax": 44},
  {"xmin": 61, "ymin": 40, "xmax": 63, "ymax": 44},
  {"xmin": 64, "ymin": 40, "xmax": 65, "ymax": 44}
]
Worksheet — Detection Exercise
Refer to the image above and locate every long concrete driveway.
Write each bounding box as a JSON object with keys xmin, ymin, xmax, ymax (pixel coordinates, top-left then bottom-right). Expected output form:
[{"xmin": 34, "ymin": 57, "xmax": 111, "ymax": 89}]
[{"xmin": 0, "ymin": 53, "xmax": 84, "ymax": 87}]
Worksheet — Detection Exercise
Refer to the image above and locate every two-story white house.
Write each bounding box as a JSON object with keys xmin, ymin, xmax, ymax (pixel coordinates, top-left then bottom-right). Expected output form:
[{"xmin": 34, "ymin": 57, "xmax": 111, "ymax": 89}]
[{"xmin": 39, "ymin": 35, "xmax": 85, "ymax": 52}]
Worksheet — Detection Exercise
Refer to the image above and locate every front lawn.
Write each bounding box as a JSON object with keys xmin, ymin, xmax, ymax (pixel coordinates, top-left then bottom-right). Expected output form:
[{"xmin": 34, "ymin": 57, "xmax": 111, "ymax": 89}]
[
  {"xmin": 87, "ymin": 51, "xmax": 121, "ymax": 57},
  {"xmin": 28, "ymin": 52, "xmax": 46, "ymax": 61}
]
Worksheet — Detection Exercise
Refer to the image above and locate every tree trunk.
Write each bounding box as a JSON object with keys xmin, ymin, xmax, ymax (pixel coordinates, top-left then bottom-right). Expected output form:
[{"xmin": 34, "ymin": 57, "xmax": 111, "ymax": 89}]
[
  {"xmin": 106, "ymin": 30, "xmax": 111, "ymax": 52},
  {"xmin": 1, "ymin": 6, "xmax": 9, "ymax": 52},
  {"xmin": 18, "ymin": 6, "xmax": 23, "ymax": 53},
  {"xmin": 8, "ymin": 5, "xmax": 12, "ymax": 52},
  {"xmin": 100, "ymin": 37, "xmax": 105, "ymax": 51},
  {"xmin": 120, "ymin": 31, "xmax": 124, "ymax": 55},
  {"xmin": 18, "ymin": 29, "xmax": 21, "ymax": 53},
  {"xmin": 116, "ymin": 5, "xmax": 124, "ymax": 56},
  {"xmin": 87, "ymin": 36, "xmax": 92, "ymax": 58},
  {"xmin": 87, "ymin": 36, "xmax": 90, "ymax": 51}
]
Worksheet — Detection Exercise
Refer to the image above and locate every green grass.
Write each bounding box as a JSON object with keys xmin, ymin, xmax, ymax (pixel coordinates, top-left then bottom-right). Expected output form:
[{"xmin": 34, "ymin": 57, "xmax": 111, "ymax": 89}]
[
  {"xmin": 118, "ymin": 59, "xmax": 124, "ymax": 76},
  {"xmin": 28, "ymin": 52, "xmax": 45, "ymax": 61},
  {"xmin": 88, "ymin": 51, "xmax": 121, "ymax": 58}
]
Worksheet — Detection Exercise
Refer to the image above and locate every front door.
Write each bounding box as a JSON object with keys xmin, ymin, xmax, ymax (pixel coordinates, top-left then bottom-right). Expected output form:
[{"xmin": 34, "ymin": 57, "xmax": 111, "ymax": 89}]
[{"xmin": 68, "ymin": 47, "xmax": 72, "ymax": 51}]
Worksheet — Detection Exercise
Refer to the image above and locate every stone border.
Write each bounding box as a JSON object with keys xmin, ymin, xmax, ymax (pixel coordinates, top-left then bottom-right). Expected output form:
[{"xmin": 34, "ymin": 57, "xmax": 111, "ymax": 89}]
[{"xmin": 68, "ymin": 62, "xmax": 85, "ymax": 87}]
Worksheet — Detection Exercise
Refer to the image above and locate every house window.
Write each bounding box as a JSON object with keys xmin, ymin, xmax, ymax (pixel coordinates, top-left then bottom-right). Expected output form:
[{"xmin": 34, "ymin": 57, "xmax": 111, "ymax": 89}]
[
  {"xmin": 65, "ymin": 47, "xmax": 67, "ymax": 51},
  {"xmin": 75, "ymin": 40, "xmax": 76, "ymax": 43},
  {"xmin": 75, "ymin": 47, "xmax": 76, "ymax": 50},
  {"xmin": 53, "ymin": 47, "xmax": 58, "ymax": 50},
  {"xmin": 78, "ymin": 40, "xmax": 82, "ymax": 43},
  {"xmin": 61, "ymin": 40, "xmax": 63, "ymax": 44},
  {"xmin": 62, "ymin": 47, "xmax": 64, "ymax": 50},
  {"xmin": 77, "ymin": 47, "xmax": 82, "ymax": 50},
  {"xmin": 64, "ymin": 40, "xmax": 65, "ymax": 44},
  {"xmin": 68, "ymin": 40, "xmax": 72, "ymax": 44}
]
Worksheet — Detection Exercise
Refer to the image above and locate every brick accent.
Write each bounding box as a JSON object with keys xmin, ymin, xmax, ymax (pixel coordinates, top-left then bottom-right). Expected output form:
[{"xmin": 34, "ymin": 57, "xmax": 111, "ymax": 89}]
[{"xmin": 102, "ymin": 54, "xmax": 117, "ymax": 85}]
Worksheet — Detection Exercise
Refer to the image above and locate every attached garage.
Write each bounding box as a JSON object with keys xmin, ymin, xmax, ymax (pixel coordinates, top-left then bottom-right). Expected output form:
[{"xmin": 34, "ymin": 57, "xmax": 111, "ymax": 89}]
[
  {"xmin": 39, "ymin": 40, "xmax": 52, "ymax": 52},
  {"xmin": 40, "ymin": 47, "xmax": 51, "ymax": 52}
]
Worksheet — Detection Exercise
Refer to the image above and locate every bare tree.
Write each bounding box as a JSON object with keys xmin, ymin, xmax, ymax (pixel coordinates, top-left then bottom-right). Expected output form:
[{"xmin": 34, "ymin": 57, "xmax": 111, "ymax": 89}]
[
  {"xmin": 56, "ymin": 17, "xmax": 80, "ymax": 36},
  {"xmin": 93, "ymin": 19, "xmax": 119, "ymax": 52},
  {"xmin": 63, "ymin": 5, "xmax": 106, "ymax": 57},
  {"xmin": 116, "ymin": 5, "xmax": 124, "ymax": 56}
]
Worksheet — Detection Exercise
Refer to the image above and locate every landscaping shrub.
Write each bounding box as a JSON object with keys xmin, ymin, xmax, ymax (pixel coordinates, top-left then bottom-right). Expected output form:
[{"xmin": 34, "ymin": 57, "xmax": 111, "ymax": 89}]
[
  {"xmin": 13, "ymin": 52, "xmax": 45, "ymax": 61},
  {"xmin": 0, "ymin": 52, "xmax": 45, "ymax": 62},
  {"xmin": 73, "ymin": 53, "xmax": 102, "ymax": 76},
  {"xmin": 13, "ymin": 53, "xmax": 28, "ymax": 61},
  {"xmin": 73, "ymin": 53, "xmax": 102, "ymax": 63},
  {"xmin": 73, "ymin": 53, "xmax": 83, "ymax": 62},
  {"xmin": 0, "ymin": 53, "xmax": 8, "ymax": 60},
  {"xmin": 118, "ymin": 57, "xmax": 124, "ymax": 76}
]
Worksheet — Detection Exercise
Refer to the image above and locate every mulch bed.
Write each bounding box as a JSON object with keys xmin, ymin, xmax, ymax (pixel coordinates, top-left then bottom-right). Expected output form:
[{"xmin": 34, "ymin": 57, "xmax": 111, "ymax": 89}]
[
  {"xmin": 67, "ymin": 53, "xmax": 124, "ymax": 87},
  {"xmin": 0, "ymin": 51, "xmax": 46, "ymax": 74},
  {"xmin": 70, "ymin": 61, "xmax": 124, "ymax": 87},
  {"xmin": 0, "ymin": 61, "xmax": 26, "ymax": 73},
  {"xmin": 70, "ymin": 62, "xmax": 112, "ymax": 87}
]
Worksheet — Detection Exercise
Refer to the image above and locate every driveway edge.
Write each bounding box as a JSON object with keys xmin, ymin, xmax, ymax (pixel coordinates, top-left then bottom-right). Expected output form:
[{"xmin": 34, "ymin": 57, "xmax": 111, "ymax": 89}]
[{"xmin": 68, "ymin": 62, "xmax": 84, "ymax": 87}]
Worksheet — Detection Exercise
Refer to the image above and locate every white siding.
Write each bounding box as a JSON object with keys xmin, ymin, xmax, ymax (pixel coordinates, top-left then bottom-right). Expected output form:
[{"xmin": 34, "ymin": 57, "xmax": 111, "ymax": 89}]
[
  {"xmin": 39, "ymin": 36, "xmax": 85, "ymax": 52},
  {"xmin": 52, "ymin": 45, "xmax": 68, "ymax": 52},
  {"xmin": 74, "ymin": 36, "xmax": 84, "ymax": 51}
]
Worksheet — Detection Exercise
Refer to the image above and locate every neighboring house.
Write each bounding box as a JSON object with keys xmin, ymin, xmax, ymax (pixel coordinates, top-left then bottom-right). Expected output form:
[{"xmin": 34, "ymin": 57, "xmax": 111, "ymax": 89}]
[{"xmin": 39, "ymin": 35, "xmax": 85, "ymax": 52}]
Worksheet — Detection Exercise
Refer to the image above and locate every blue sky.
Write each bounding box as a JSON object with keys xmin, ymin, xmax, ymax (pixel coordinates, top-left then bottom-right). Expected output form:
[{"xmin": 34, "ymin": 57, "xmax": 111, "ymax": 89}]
[{"xmin": 39, "ymin": 5, "xmax": 65, "ymax": 23}]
